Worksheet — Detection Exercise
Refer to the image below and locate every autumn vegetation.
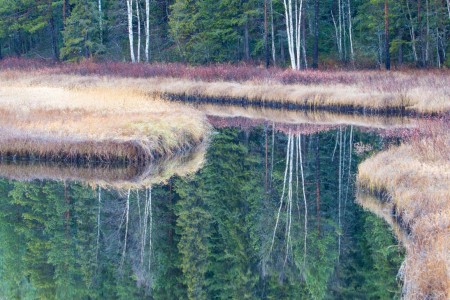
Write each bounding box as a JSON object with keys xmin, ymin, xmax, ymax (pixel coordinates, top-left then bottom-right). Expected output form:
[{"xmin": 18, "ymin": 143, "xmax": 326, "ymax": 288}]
[
  {"xmin": 357, "ymin": 117, "xmax": 450, "ymax": 299},
  {"xmin": 0, "ymin": 73, "xmax": 209, "ymax": 165},
  {"xmin": 1, "ymin": 58, "xmax": 449, "ymax": 114}
]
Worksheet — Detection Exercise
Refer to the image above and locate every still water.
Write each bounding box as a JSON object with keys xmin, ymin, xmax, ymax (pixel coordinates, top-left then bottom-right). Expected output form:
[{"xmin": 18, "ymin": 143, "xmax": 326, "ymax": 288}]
[{"xmin": 0, "ymin": 121, "xmax": 404, "ymax": 299}]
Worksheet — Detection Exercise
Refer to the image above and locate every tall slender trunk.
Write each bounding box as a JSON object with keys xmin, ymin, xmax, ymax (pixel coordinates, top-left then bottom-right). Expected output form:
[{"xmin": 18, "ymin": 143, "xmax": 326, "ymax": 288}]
[
  {"xmin": 425, "ymin": 0, "xmax": 430, "ymax": 64},
  {"xmin": 338, "ymin": 0, "xmax": 343, "ymax": 59},
  {"xmin": 338, "ymin": 127, "xmax": 342, "ymax": 261},
  {"xmin": 127, "ymin": 0, "xmax": 136, "ymax": 62},
  {"xmin": 270, "ymin": 0, "xmax": 276, "ymax": 63},
  {"xmin": 270, "ymin": 133, "xmax": 292, "ymax": 256},
  {"xmin": 418, "ymin": 0, "xmax": 424, "ymax": 65},
  {"xmin": 315, "ymin": 134, "xmax": 321, "ymax": 234},
  {"xmin": 145, "ymin": 0, "xmax": 150, "ymax": 62},
  {"xmin": 49, "ymin": 15, "xmax": 59, "ymax": 60},
  {"xmin": 406, "ymin": 0, "xmax": 419, "ymax": 63},
  {"xmin": 347, "ymin": 0, "xmax": 354, "ymax": 63},
  {"xmin": 244, "ymin": 20, "xmax": 250, "ymax": 60},
  {"xmin": 98, "ymin": 0, "xmax": 103, "ymax": 43},
  {"xmin": 312, "ymin": 0, "xmax": 319, "ymax": 68},
  {"xmin": 264, "ymin": 0, "xmax": 270, "ymax": 67},
  {"xmin": 136, "ymin": 0, "xmax": 141, "ymax": 62},
  {"xmin": 121, "ymin": 189, "xmax": 131, "ymax": 268},
  {"xmin": 0, "ymin": 40, "xmax": 2, "ymax": 60},
  {"xmin": 96, "ymin": 187, "xmax": 102, "ymax": 264},
  {"xmin": 447, "ymin": 0, "xmax": 450, "ymax": 19},
  {"xmin": 283, "ymin": 0, "xmax": 303, "ymax": 69},
  {"xmin": 385, "ymin": 0, "xmax": 391, "ymax": 70},
  {"xmin": 298, "ymin": 134, "xmax": 307, "ymax": 270}
]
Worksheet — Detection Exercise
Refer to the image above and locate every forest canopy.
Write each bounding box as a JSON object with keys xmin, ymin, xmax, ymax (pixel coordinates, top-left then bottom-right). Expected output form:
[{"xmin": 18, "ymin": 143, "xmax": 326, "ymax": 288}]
[{"xmin": 0, "ymin": 0, "xmax": 448, "ymax": 68}]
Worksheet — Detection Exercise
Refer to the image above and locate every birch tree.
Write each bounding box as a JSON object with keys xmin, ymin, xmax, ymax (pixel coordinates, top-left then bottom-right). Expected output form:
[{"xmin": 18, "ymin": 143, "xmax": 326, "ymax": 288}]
[
  {"xmin": 126, "ymin": 0, "xmax": 136, "ymax": 62},
  {"xmin": 136, "ymin": 0, "xmax": 142, "ymax": 62},
  {"xmin": 283, "ymin": 0, "xmax": 304, "ymax": 69},
  {"xmin": 145, "ymin": 0, "xmax": 150, "ymax": 62}
]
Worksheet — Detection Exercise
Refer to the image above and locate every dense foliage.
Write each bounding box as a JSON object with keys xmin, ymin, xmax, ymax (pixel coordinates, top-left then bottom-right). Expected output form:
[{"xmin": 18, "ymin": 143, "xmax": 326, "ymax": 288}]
[{"xmin": 0, "ymin": 0, "xmax": 448, "ymax": 67}]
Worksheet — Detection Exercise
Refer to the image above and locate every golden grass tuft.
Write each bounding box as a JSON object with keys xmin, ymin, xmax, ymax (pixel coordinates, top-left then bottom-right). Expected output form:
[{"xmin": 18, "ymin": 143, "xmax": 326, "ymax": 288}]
[
  {"xmin": 0, "ymin": 77, "xmax": 210, "ymax": 164},
  {"xmin": 357, "ymin": 119, "xmax": 450, "ymax": 299}
]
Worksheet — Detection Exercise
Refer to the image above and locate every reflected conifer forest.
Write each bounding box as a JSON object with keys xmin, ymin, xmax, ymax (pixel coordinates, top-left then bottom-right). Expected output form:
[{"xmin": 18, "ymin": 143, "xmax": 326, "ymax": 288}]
[{"xmin": 0, "ymin": 124, "xmax": 404, "ymax": 299}]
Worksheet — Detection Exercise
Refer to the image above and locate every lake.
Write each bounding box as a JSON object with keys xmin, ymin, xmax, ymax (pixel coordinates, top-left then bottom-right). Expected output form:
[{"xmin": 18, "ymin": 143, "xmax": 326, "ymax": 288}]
[{"xmin": 0, "ymin": 111, "xmax": 408, "ymax": 299}]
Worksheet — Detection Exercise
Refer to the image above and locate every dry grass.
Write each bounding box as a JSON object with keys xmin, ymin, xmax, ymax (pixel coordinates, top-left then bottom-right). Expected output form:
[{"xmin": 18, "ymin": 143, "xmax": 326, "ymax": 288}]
[
  {"xmin": 0, "ymin": 75, "xmax": 209, "ymax": 164},
  {"xmin": 1, "ymin": 64, "xmax": 449, "ymax": 114},
  {"xmin": 0, "ymin": 144, "xmax": 206, "ymax": 190},
  {"xmin": 357, "ymin": 119, "xmax": 450, "ymax": 299}
]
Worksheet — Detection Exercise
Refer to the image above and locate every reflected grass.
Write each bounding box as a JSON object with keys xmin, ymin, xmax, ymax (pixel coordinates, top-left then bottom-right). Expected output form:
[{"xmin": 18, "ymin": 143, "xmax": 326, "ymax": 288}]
[{"xmin": 0, "ymin": 143, "xmax": 206, "ymax": 190}]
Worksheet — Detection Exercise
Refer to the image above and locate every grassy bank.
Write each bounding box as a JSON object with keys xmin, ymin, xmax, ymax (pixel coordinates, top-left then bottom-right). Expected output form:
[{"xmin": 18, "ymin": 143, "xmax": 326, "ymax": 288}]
[
  {"xmin": 0, "ymin": 78, "xmax": 209, "ymax": 165},
  {"xmin": 357, "ymin": 119, "xmax": 450, "ymax": 299},
  {"xmin": 0, "ymin": 144, "xmax": 205, "ymax": 189},
  {"xmin": 0, "ymin": 58, "xmax": 449, "ymax": 114}
]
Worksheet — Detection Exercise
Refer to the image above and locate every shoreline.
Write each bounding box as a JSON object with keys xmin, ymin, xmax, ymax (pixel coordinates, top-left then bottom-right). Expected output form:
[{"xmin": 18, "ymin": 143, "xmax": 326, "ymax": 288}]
[
  {"xmin": 0, "ymin": 79, "xmax": 210, "ymax": 166},
  {"xmin": 357, "ymin": 119, "xmax": 450, "ymax": 299},
  {"xmin": 1, "ymin": 63, "xmax": 449, "ymax": 115}
]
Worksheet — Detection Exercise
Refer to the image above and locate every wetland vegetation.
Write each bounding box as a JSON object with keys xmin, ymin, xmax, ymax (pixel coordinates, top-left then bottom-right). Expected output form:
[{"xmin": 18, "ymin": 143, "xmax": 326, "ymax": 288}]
[{"xmin": 0, "ymin": 0, "xmax": 449, "ymax": 297}]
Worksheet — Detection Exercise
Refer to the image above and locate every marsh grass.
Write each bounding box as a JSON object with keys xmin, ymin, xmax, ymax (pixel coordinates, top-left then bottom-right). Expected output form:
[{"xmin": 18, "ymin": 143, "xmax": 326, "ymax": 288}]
[
  {"xmin": 357, "ymin": 118, "xmax": 450, "ymax": 299},
  {"xmin": 0, "ymin": 144, "xmax": 206, "ymax": 190},
  {"xmin": 0, "ymin": 80, "xmax": 209, "ymax": 165},
  {"xmin": 1, "ymin": 58, "xmax": 449, "ymax": 114}
]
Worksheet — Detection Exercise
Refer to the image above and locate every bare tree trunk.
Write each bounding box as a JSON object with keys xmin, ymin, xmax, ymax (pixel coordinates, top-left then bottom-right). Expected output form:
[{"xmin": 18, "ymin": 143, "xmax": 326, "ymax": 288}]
[
  {"xmin": 270, "ymin": 133, "xmax": 292, "ymax": 256},
  {"xmin": 270, "ymin": 0, "xmax": 276, "ymax": 64},
  {"xmin": 136, "ymin": 0, "xmax": 141, "ymax": 62},
  {"xmin": 96, "ymin": 187, "xmax": 102, "ymax": 265},
  {"xmin": 425, "ymin": 0, "xmax": 430, "ymax": 64},
  {"xmin": 406, "ymin": 0, "xmax": 419, "ymax": 63},
  {"xmin": 244, "ymin": 20, "xmax": 250, "ymax": 61},
  {"xmin": 447, "ymin": 0, "xmax": 450, "ymax": 19},
  {"xmin": 338, "ymin": 127, "xmax": 342, "ymax": 261},
  {"xmin": 98, "ymin": 0, "xmax": 103, "ymax": 43},
  {"xmin": 312, "ymin": 0, "xmax": 319, "ymax": 68},
  {"xmin": 298, "ymin": 134, "xmax": 308, "ymax": 270},
  {"xmin": 126, "ymin": 0, "xmax": 136, "ymax": 62},
  {"xmin": 315, "ymin": 134, "xmax": 321, "ymax": 234},
  {"xmin": 347, "ymin": 0, "xmax": 354, "ymax": 63},
  {"xmin": 338, "ymin": 0, "xmax": 343, "ymax": 60},
  {"xmin": 121, "ymin": 189, "xmax": 131, "ymax": 268},
  {"xmin": 264, "ymin": 0, "xmax": 270, "ymax": 67},
  {"xmin": 145, "ymin": 0, "xmax": 150, "ymax": 62},
  {"xmin": 385, "ymin": 0, "xmax": 391, "ymax": 70}
]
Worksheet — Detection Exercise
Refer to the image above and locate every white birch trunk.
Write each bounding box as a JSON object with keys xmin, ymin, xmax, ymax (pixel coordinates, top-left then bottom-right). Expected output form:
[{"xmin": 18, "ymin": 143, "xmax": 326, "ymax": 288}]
[
  {"xmin": 121, "ymin": 189, "xmax": 131, "ymax": 268},
  {"xmin": 145, "ymin": 0, "xmax": 150, "ymax": 62},
  {"xmin": 298, "ymin": 134, "xmax": 307, "ymax": 270},
  {"xmin": 283, "ymin": 0, "xmax": 303, "ymax": 69},
  {"xmin": 126, "ymin": 0, "xmax": 136, "ymax": 62},
  {"xmin": 136, "ymin": 0, "xmax": 141, "ymax": 62},
  {"xmin": 347, "ymin": 0, "xmax": 354, "ymax": 61}
]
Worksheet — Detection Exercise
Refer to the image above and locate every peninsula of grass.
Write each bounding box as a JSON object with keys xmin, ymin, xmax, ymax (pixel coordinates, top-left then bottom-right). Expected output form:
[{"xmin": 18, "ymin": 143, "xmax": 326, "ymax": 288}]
[
  {"xmin": 1, "ymin": 58, "xmax": 449, "ymax": 115},
  {"xmin": 0, "ymin": 77, "xmax": 209, "ymax": 166},
  {"xmin": 357, "ymin": 119, "xmax": 450, "ymax": 299}
]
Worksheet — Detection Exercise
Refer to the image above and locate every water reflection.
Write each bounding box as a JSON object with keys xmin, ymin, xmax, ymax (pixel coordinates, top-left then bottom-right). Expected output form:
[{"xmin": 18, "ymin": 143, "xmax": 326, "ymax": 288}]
[{"xmin": 0, "ymin": 125, "xmax": 404, "ymax": 299}]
